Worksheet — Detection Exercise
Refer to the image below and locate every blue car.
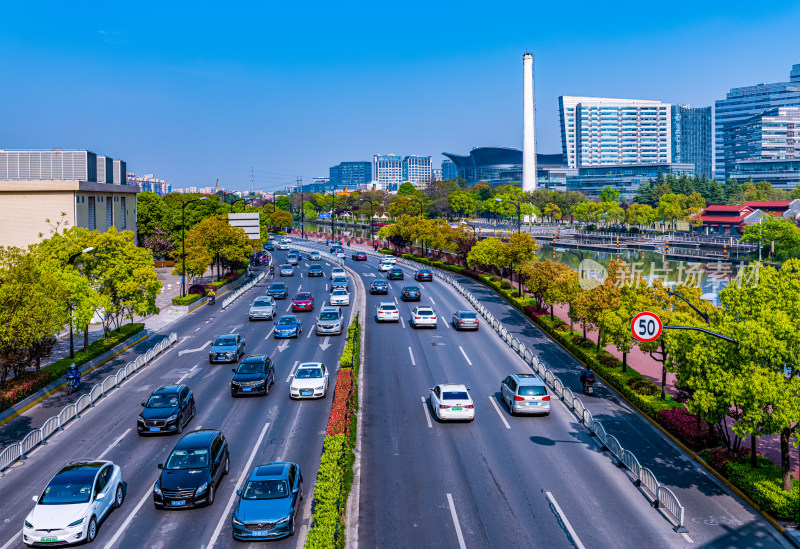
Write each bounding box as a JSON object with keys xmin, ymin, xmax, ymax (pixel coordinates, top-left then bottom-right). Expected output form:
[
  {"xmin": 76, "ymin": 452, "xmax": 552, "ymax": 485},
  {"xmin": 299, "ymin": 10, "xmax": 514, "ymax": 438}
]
[
  {"xmin": 274, "ymin": 315, "xmax": 302, "ymax": 338},
  {"xmin": 232, "ymin": 462, "xmax": 303, "ymax": 540}
]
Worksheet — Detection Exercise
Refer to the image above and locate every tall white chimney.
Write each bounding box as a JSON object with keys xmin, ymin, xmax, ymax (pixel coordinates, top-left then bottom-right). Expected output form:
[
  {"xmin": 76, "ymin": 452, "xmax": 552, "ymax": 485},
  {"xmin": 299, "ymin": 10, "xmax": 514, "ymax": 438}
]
[{"xmin": 522, "ymin": 52, "xmax": 537, "ymax": 192}]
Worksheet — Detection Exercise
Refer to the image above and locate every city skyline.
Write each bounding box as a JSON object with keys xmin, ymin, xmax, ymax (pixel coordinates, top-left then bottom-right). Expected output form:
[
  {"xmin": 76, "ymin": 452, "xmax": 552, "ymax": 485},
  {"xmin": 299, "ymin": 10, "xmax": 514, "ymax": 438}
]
[{"xmin": 1, "ymin": 2, "xmax": 799, "ymax": 190}]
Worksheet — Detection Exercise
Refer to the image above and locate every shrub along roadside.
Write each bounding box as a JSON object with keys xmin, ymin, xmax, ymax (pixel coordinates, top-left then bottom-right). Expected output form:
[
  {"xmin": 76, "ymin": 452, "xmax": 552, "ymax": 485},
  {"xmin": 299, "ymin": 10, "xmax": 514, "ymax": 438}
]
[
  {"xmin": 0, "ymin": 323, "xmax": 145, "ymax": 411},
  {"xmin": 305, "ymin": 316, "xmax": 361, "ymax": 549}
]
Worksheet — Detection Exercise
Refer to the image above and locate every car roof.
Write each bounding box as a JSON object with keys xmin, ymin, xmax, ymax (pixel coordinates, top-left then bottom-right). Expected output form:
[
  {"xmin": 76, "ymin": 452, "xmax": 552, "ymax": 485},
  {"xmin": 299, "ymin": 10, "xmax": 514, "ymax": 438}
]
[
  {"xmin": 416, "ymin": 306, "xmax": 434, "ymax": 311},
  {"xmin": 511, "ymin": 373, "xmax": 545, "ymax": 384},
  {"xmin": 242, "ymin": 355, "xmax": 267, "ymax": 362},
  {"xmin": 216, "ymin": 333, "xmax": 238, "ymax": 339},
  {"xmin": 309, "ymin": 264, "xmax": 322, "ymax": 268},
  {"xmin": 278, "ymin": 314, "xmax": 298, "ymax": 320},
  {"xmin": 378, "ymin": 302, "xmax": 396, "ymax": 307},
  {"xmin": 332, "ymin": 287, "xmax": 348, "ymax": 292},
  {"xmin": 372, "ymin": 279, "xmax": 386, "ymax": 283},
  {"xmin": 320, "ymin": 306, "xmax": 339, "ymax": 313},
  {"xmin": 152, "ymin": 384, "xmax": 183, "ymax": 395},
  {"xmin": 437, "ymin": 383, "xmax": 469, "ymax": 391},
  {"xmin": 250, "ymin": 462, "xmax": 294, "ymax": 479},
  {"xmin": 298, "ymin": 362, "xmax": 322, "ymax": 369},
  {"xmin": 332, "ymin": 266, "xmax": 345, "ymax": 270},
  {"xmin": 57, "ymin": 461, "xmax": 110, "ymax": 475},
  {"xmin": 174, "ymin": 429, "xmax": 220, "ymax": 449},
  {"xmin": 270, "ymin": 282, "xmax": 286, "ymax": 287},
  {"xmin": 295, "ymin": 292, "xmax": 311, "ymax": 297}
]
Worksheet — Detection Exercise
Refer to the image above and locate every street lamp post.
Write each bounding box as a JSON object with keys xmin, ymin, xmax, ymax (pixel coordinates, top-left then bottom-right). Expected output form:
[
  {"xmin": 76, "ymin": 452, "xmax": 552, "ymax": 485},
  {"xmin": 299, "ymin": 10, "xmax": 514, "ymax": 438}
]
[
  {"xmin": 330, "ymin": 194, "xmax": 337, "ymax": 241},
  {"xmin": 405, "ymin": 196, "xmax": 424, "ymax": 217},
  {"xmin": 496, "ymin": 198, "xmax": 521, "ymax": 234},
  {"xmin": 67, "ymin": 247, "xmax": 95, "ymax": 358},
  {"xmin": 181, "ymin": 196, "xmax": 208, "ymax": 297}
]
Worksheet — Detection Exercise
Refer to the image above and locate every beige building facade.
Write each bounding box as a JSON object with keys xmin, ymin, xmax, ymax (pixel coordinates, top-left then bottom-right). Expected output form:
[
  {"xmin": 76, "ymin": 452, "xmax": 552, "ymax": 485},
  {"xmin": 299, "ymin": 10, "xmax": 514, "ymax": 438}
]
[{"xmin": 0, "ymin": 180, "xmax": 139, "ymax": 248}]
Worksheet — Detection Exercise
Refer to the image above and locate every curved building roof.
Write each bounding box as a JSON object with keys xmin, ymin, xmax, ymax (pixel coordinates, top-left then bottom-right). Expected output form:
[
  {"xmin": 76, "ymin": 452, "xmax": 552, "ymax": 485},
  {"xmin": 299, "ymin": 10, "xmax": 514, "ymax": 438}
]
[{"xmin": 442, "ymin": 147, "xmax": 563, "ymax": 169}]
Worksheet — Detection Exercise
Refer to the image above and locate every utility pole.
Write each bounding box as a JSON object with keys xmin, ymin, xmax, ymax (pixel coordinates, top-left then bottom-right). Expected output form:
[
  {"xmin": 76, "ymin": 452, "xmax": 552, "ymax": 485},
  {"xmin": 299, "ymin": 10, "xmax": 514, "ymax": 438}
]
[
  {"xmin": 298, "ymin": 176, "xmax": 305, "ymax": 239},
  {"xmin": 250, "ymin": 166, "xmax": 254, "ymax": 195}
]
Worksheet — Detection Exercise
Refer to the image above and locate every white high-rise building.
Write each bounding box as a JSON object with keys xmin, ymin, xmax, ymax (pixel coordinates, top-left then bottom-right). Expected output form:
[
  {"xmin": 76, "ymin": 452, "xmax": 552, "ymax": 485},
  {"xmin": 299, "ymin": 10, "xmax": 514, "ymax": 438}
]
[
  {"xmin": 559, "ymin": 96, "xmax": 672, "ymax": 169},
  {"xmin": 373, "ymin": 154, "xmax": 403, "ymax": 190},
  {"xmin": 402, "ymin": 155, "xmax": 432, "ymax": 189}
]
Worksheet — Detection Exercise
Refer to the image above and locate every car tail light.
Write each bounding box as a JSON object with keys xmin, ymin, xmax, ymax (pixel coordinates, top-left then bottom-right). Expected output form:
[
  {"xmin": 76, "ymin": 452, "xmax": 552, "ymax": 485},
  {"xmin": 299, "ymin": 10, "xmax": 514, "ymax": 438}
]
[
  {"xmin": 464, "ymin": 404, "xmax": 474, "ymax": 409},
  {"xmin": 514, "ymin": 396, "xmax": 525, "ymax": 401},
  {"xmin": 415, "ymin": 316, "xmax": 421, "ymax": 320},
  {"xmin": 439, "ymin": 404, "xmax": 450, "ymax": 409},
  {"xmin": 458, "ymin": 319, "xmax": 463, "ymax": 323},
  {"xmin": 542, "ymin": 396, "xmax": 551, "ymax": 401}
]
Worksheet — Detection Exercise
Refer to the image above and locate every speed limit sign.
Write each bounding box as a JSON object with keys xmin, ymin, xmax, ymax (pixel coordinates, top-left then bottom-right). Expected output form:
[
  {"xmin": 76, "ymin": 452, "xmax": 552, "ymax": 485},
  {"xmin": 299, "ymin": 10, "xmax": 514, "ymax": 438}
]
[{"xmin": 631, "ymin": 312, "xmax": 663, "ymax": 342}]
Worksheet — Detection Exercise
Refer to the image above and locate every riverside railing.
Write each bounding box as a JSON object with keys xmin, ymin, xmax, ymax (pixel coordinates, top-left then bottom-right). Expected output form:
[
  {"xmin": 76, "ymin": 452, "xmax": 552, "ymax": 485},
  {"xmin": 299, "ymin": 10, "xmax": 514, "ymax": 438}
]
[
  {"xmin": 0, "ymin": 332, "xmax": 178, "ymax": 475},
  {"xmin": 387, "ymin": 250, "xmax": 688, "ymax": 533}
]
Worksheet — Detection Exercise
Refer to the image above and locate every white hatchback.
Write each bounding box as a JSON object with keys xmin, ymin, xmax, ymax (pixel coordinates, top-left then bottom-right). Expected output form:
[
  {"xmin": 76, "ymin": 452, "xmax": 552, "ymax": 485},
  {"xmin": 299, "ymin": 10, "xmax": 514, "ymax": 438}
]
[
  {"xmin": 429, "ymin": 384, "xmax": 475, "ymax": 422},
  {"xmin": 24, "ymin": 460, "xmax": 124, "ymax": 546},
  {"xmin": 330, "ymin": 267, "xmax": 346, "ymax": 279},
  {"xmin": 379, "ymin": 261, "xmax": 393, "ymax": 272},
  {"xmin": 376, "ymin": 302, "xmax": 399, "ymax": 322}
]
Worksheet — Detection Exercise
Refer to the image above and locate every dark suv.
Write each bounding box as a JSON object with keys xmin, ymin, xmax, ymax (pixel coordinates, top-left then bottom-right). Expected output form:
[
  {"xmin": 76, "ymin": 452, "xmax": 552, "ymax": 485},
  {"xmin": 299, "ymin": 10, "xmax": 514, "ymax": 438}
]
[
  {"xmin": 154, "ymin": 429, "xmax": 230, "ymax": 509},
  {"xmin": 138, "ymin": 384, "xmax": 196, "ymax": 435},
  {"xmin": 414, "ymin": 268, "xmax": 433, "ymax": 282},
  {"xmin": 231, "ymin": 355, "xmax": 275, "ymax": 397}
]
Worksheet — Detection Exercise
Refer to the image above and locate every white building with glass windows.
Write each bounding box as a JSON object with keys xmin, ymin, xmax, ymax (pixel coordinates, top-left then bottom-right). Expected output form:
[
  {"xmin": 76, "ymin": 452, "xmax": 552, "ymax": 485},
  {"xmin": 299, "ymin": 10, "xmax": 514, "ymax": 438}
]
[{"xmin": 559, "ymin": 96, "xmax": 672, "ymax": 169}]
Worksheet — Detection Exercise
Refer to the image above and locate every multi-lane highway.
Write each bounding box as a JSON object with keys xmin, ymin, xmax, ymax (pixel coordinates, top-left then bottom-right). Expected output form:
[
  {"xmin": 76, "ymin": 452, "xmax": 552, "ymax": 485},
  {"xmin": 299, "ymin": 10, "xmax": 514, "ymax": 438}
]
[
  {"xmin": 0, "ymin": 236, "xmax": 791, "ymax": 548},
  {"xmin": 0, "ymin": 246, "xmax": 359, "ymax": 548}
]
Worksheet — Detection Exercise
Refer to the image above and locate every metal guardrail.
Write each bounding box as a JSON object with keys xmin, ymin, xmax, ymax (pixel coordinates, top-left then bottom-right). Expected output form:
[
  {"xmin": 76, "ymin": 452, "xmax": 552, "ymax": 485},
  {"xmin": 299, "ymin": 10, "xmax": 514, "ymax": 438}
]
[
  {"xmin": 0, "ymin": 331, "xmax": 178, "ymax": 476},
  {"xmin": 222, "ymin": 272, "xmax": 266, "ymax": 309}
]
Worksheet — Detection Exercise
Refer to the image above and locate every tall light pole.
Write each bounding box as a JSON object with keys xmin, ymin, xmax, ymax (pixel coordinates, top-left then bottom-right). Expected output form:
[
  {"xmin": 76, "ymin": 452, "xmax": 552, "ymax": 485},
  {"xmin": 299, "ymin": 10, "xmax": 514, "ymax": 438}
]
[
  {"xmin": 405, "ymin": 196, "xmax": 424, "ymax": 216},
  {"xmin": 67, "ymin": 247, "xmax": 95, "ymax": 358},
  {"xmin": 298, "ymin": 176, "xmax": 305, "ymax": 239},
  {"xmin": 181, "ymin": 196, "xmax": 207, "ymax": 296},
  {"xmin": 331, "ymin": 193, "xmax": 337, "ymax": 241},
  {"xmin": 496, "ymin": 198, "xmax": 521, "ymax": 234},
  {"xmin": 360, "ymin": 198, "xmax": 375, "ymax": 244}
]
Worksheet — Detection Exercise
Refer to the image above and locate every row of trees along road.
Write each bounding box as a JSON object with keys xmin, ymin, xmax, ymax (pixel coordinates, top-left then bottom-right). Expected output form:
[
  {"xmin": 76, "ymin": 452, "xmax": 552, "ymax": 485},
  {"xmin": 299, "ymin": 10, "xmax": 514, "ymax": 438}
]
[{"xmin": 0, "ymin": 225, "xmax": 161, "ymax": 387}]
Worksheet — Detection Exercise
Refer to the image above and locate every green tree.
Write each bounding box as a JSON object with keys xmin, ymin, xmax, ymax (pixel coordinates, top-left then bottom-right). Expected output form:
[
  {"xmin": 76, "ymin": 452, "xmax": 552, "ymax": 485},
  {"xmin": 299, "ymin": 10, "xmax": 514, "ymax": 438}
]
[
  {"xmin": 398, "ymin": 182, "xmax": 416, "ymax": 195},
  {"xmin": 467, "ymin": 237, "xmax": 506, "ymax": 271},
  {"xmin": 502, "ymin": 232, "xmax": 539, "ymax": 292},
  {"xmin": 269, "ymin": 210, "xmax": 293, "ymax": 230},
  {"xmin": 136, "ymin": 191, "xmax": 172, "ymax": 245},
  {"xmin": 449, "ymin": 191, "xmax": 475, "ymax": 217},
  {"xmin": 740, "ymin": 216, "xmax": 800, "ymax": 260},
  {"xmin": 523, "ymin": 260, "xmax": 564, "ymax": 311},
  {"xmin": 625, "ymin": 203, "xmax": 655, "ymax": 228},
  {"xmin": 543, "ymin": 203, "xmax": 562, "ymax": 223},
  {"xmin": 599, "ymin": 186, "xmax": 621, "ymax": 204}
]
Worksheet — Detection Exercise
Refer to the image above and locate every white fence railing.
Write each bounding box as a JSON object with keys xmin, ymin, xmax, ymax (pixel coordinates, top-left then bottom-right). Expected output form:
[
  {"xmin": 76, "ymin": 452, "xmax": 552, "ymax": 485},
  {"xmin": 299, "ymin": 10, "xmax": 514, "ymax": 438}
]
[
  {"xmin": 222, "ymin": 272, "xmax": 266, "ymax": 309},
  {"xmin": 384, "ymin": 249, "xmax": 688, "ymax": 533},
  {"xmin": 0, "ymin": 331, "xmax": 178, "ymax": 476}
]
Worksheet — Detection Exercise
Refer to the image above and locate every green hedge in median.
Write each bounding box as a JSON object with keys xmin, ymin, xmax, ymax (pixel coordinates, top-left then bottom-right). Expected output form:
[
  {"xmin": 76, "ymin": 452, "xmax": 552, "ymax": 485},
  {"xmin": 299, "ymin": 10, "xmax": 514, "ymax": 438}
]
[{"xmin": 171, "ymin": 294, "xmax": 202, "ymax": 306}]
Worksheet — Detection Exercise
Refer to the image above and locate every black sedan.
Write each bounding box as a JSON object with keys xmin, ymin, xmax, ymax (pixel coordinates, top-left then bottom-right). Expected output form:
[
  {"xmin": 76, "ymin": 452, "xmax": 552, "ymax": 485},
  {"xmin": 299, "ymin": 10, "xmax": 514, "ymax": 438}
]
[
  {"xmin": 387, "ymin": 267, "xmax": 404, "ymax": 280},
  {"xmin": 400, "ymin": 285, "xmax": 421, "ymax": 301},
  {"xmin": 370, "ymin": 280, "xmax": 389, "ymax": 294},
  {"xmin": 267, "ymin": 282, "xmax": 289, "ymax": 299},
  {"xmin": 154, "ymin": 429, "xmax": 230, "ymax": 509},
  {"xmin": 231, "ymin": 355, "xmax": 275, "ymax": 397},
  {"xmin": 452, "ymin": 310, "xmax": 479, "ymax": 331},
  {"xmin": 138, "ymin": 384, "xmax": 196, "ymax": 435},
  {"xmin": 308, "ymin": 264, "xmax": 324, "ymax": 277},
  {"xmin": 414, "ymin": 268, "xmax": 433, "ymax": 282}
]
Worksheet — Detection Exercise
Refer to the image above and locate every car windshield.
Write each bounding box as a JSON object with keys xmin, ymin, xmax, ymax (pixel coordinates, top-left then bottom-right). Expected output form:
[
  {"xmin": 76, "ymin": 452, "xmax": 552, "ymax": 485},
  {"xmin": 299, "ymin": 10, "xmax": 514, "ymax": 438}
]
[
  {"xmin": 242, "ymin": 479, "xmax": 290, "ymax": 500},
  {"xmin": 518, "ymin": 385, "xmax": 548, "ymax": 397},
  {"xmin": 281, "ymin": 265, "xmax": 292, "ymax": 269},
  {"xmin": 269, "ymin": 284, "xmax": 285, "ymax": 291},
  {"xmin": 310, "ymin": 264, "xmax": 322, "ymax": 269},
  {"xmin": 320, "ymin": 312, "xmax": 339, "ymax": 321},
  {"xmin": 442, "ymin": 391, "xmax": 469, "ymax": 400},
  {"xmin": 333, "ymin": 269, "xmax": 344, "ymax": 273},
  {"xmin": 214, "ymin": 337, "xmax": 236, "ymax": 347},
  {"xmin": 147, "ymin": 394, "xmax": 179, "ymax": 408},
  {"xmin": 372, "ymin": 280, "xmax": 385, "ymax": 285},
  {"xmin": 277, "ymin": 317, "xmax": 296, "ymax": 326},
  {"xmin": 253, "ymin": 299, "xmax": 272, "ymax": 307},
  {"xmin": 165, "ymin": 448, "xmax": 209, "ymax": 470},
  {"xmin": 404, "ymin": 287, "xmax": 419, "ymax": 292},
  {"xmin": 294, "ymin": 294, "xmax": 311, "ymax": 300},
  {"xmin": 332, "ymin": 289, "xmax": 347, "ymax": 295},
  {"xmin": 237, "ymin": 361, "xmax": 265, "ymax": 374},
  {"xmin": 417, "ymin": 309, "xmax": 433, "ymax": 315},
  {"xmin": 296, "ymin": 368, "xmax": 322, "ymax": 379},
  {"xmin": 459, "ymin": 312, "xmax": 477, "ymax": 319},
  {"xmin": 39, "ymin": 469, "xmax": 97, "ymax": 505},
  {"xmin": 380, "ymin": 305, "xmax": 397, "ymax": 311},
  {"xmin": 332, "ymin": 277, "xmax": 347, "ymax": 282}
]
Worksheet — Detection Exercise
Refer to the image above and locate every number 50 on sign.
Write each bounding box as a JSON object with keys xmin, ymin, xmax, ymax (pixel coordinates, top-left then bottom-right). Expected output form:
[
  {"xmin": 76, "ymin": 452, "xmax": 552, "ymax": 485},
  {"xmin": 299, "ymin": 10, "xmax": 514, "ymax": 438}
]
[{"xmin": 631, "ymin": 312, "xmax": 663, "ymax": 342}]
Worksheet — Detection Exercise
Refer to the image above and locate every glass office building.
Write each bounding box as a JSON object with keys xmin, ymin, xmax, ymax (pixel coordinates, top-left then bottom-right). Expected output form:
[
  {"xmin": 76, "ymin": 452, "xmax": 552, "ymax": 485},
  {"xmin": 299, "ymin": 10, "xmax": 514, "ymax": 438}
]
[
  {"xmin": 671, "ymin": 104, "xmax": 712, "ymax": 177},
  {"xmin": 566, "ymin": 163, "xmax": 695, "ymax": 201},
  {"xmin": 441, "ymin": 159, "xmax": 457, "ymax": 181},
  {"xmin": 722, "ymin": 107, "xmax": 800, "ymax": 179},
  {"xmin": 329, "ymin": 162, "xmax": 372, "ymax": 190},
  {"xmin": 402, "ymin": 156, "xmax": 432, "ymax": 189},
  {"xmin": 442, "ymin": 147, "xmax": 565, "ymax": 187},
  {"xmin": 559, "ymin": 96, "xmax": 671, "ymax": 169},
  {"xmin": 373, "ymin": 154, "xmax": 403, "ymax": 191},
  {"xmin": 715, "ymin": 63, "xmax": 800, "ymax": 180},
  {"xmin": 729, "ymin": 159, "xmax": 800, "ymax": 190}
]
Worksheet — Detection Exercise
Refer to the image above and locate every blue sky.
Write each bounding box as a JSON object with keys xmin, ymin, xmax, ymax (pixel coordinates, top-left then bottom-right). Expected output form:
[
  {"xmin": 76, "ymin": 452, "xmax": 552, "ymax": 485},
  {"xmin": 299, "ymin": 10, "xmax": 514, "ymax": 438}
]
[{"xmin": 2, "ymin": 1, "xmax": 799, "ymax": 191}]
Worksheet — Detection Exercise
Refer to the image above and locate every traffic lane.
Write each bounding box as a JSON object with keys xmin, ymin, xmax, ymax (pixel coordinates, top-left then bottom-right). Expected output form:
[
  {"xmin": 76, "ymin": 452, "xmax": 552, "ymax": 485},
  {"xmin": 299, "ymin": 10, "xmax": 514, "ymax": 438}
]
[
  {"xmin": 368, "ymin": 271, "xmax": 684, "ymax": 547},
  {"xmin": 0, "ymin": 273, "xmax": 346, "ymax": 548},
  {"xmin": 444, "ymin": 273, "xmax": 788, "ymax": 547}
]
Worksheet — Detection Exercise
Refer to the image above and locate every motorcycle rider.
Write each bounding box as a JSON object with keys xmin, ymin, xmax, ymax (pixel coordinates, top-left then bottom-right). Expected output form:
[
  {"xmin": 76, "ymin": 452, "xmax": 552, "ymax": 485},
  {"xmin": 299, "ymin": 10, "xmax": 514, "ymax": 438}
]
[
  {"xmin": 580, "ymin": 366, "xmax": 595, "ymax": 391},
  {"xmin": 66, "ymin": 363, "xmax": 81, "ymax": 387},
  {"xmin": 207, "ymin": 287, "xmax": 216, "ymax": 305}
]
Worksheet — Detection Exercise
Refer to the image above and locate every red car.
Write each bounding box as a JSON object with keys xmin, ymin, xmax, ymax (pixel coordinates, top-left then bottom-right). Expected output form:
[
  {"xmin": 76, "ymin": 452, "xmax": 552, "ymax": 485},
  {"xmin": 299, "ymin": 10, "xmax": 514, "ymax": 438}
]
[
  {"xmin": 291, "ymin": 292, "xmax": 315, "ymax": 312},
  {"xmin": 351, "ymin": 252, "xmax": 367, "ymax": 261}
]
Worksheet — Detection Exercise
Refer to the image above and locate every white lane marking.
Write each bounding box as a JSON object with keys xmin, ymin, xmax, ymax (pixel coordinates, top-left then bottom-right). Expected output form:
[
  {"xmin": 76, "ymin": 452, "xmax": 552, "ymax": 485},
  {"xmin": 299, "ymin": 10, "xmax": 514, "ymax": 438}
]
[
  {"xmin": 306, "ymin": 327, "xmax": 313, "ymax": 339},
  {"xmin": 300, "ymin": 273, "xmax": 303, "ymax": 278},
  {"xmin": 443, "ymin": 319, "xmax": 450, "ymax": 329},
  {"xmin": 421, "ymin": 396, "xmax": 432, "ymax": 428},
  {"xmin": 0, "ymin": 532, "xmax": 22, "ymax": 549},
  {"xmin": 326, "ymin": 283, "xmax": 329, "ymax": 291},
  {"xmin": 286, "ymin": 304, "xmax": 293, "ymax": 312},
  {"xmin": 177, "ymin": 340, "xmax": 211, "ymax": 357},
  {"xmin": 103, "ymin": 478, "xmax": 157, "ymax": 547},
  {"xmin": 408, "ymin": 347, "xmax": 416, "ymax": 366},
  {"xmin": 446, "ymin": 493, "xmax": 467, "ymax": 549},
  {"xmin": 400, "ymin": 316, "xmax": 405, "ymax": 328},
  {"xmin": 297, "ymin": 284, "xmax": 303, "ymax": 291},
  {"xmin": 97, "ymin": 428, "xmax": 131, "ymax": 460},
  {"xmin": 488, "ymin": 396, "xmax": 511, "ymax": 429},
  {"xmin": 545, "ymin": 491, "xmax": 586, "ymax": 549},
  {"xmin": 208, "ymin": 422, "xmax": 272, "ymax": 548},
  {"xmin": 394, "ymin": 296, "xmax": 398, "ymax": 305},
  {"xmin": 286, "ymin": 360, "xmax": 300, "ymax": 382},
  {"xmin": 265, "ymin": 327, "xmax": 275, "ymax": 339},
  {"xmin": 195, "ymin": 327, "xmax": 201, "ymax": 332},
  {"xmin": 430, "ymin": 296, "xmax": 436, "ymax": 305},
  {"xmin": 459, "ymin": 346, "xmax": 472, "ymax": 366},
  {"xmin": 682, "ymin": 533, "xmax": 694, "ymax": 543},
  {"xmin": 230, "ymin": 324, "xmax": 243, "ymax": 332},
  {"xmin": 176, "ymin": 364, "xmax": 198, "ymax": 384}
]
